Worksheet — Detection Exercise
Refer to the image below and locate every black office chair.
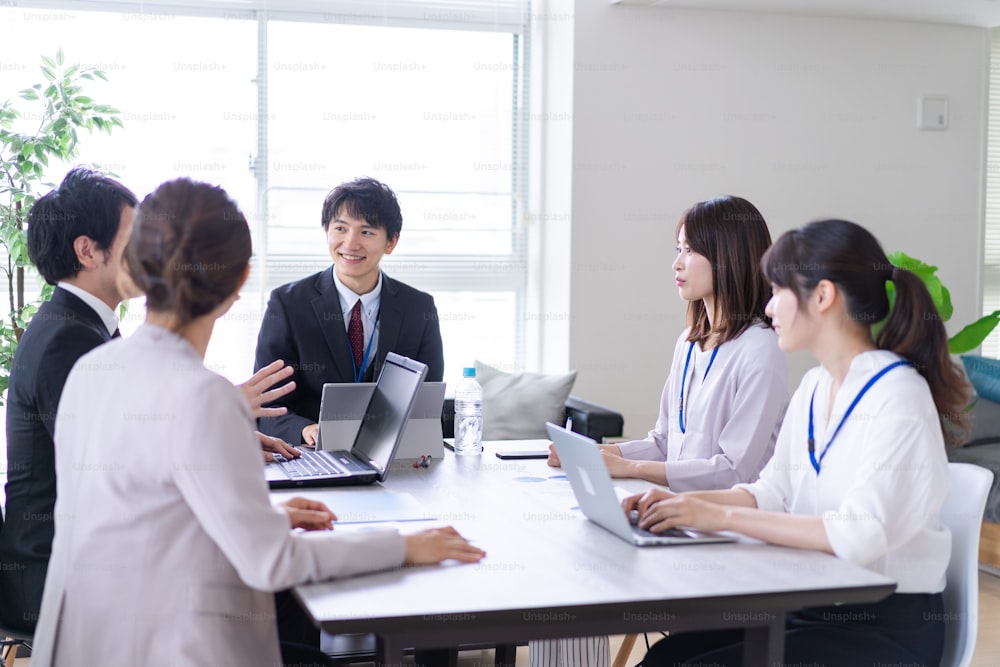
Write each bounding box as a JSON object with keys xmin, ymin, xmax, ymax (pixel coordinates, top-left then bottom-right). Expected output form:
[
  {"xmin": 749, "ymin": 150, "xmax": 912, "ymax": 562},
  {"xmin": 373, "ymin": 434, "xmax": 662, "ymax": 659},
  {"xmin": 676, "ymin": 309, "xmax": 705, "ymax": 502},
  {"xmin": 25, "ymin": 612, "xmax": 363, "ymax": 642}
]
[{"xmin": 1, "ymin": 626, "xmax": 32, "ymax": 667}]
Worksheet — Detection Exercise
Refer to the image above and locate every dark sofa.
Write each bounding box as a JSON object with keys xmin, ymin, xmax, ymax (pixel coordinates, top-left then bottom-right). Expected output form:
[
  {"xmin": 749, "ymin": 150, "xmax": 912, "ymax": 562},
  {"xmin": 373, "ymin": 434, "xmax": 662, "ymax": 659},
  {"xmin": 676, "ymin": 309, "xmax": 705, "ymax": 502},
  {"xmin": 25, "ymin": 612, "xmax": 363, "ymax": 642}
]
[{"xmin": 442, "ymin": 394, "xmax": 625, "ymax": 442}]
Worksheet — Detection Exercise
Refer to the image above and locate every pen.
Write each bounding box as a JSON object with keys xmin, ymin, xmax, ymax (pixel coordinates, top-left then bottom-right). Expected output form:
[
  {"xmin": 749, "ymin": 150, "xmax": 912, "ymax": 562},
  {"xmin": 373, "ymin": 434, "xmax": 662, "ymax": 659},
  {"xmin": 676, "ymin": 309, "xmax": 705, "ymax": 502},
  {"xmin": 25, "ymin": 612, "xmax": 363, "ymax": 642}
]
[{"xmin": 565, "ymin": 416, "xmax": 573, "ymax": 431}]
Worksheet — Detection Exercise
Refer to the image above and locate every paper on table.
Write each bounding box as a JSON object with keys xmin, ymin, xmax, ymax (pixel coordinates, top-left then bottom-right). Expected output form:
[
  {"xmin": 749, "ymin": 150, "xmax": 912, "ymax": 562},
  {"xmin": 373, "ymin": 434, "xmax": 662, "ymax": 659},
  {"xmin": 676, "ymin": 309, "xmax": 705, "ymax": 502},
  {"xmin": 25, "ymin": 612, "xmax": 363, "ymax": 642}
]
[{"xmin": 273, "ymin": 489, "xmax": 435, "ymax": 524}]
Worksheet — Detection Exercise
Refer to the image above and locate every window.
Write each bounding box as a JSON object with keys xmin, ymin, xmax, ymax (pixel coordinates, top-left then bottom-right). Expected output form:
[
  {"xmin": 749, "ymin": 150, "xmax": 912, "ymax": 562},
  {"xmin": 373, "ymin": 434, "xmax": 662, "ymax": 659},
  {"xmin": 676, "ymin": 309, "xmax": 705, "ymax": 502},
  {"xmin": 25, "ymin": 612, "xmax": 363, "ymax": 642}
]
[
  {"xmin": 984, "ymin": 26, "xmax": 1000, "ymax": 358},
  {"xmin": 0, "ymin": 0, "xmax": 530, "ymax": 484},
  {"xmin": 0, "ymin": 0, "xmax": 529, "ymax": 380}
]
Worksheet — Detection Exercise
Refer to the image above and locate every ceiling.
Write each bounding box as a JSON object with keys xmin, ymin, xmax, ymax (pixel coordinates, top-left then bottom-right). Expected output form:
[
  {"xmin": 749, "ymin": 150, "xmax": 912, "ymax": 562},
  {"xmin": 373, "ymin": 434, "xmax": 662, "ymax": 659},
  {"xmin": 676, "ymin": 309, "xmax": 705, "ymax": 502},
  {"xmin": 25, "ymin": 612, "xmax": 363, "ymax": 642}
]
[{"xmin": 612, "ymin": 0, "xmax": 1000, "ymax": 28}]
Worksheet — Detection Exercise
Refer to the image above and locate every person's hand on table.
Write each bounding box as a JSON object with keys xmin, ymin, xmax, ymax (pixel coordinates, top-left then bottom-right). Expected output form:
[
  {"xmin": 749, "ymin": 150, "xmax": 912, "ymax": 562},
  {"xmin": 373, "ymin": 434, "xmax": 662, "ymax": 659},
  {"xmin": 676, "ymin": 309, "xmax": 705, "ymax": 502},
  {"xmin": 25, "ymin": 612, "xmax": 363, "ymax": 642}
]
[
  {"xmin": 623, "ymin": 488, "xmax": 725, "ymax": 534},
  {"xmin": 546, "ymin": 442, "xmax": 561, "ymax": 467},
  {"xmin": 404, "ymin": 527, "xmax": 485, "ymax": 564},
  {"xmin": 239, "ymin": 360, "xmax": 295, "ymax": 419},
  {"xmin": 281, "ymin": 497, "xmax": 336, "ymax": 531},
  {"xmin": 548, "ymin": 442, "xmax": 623, "ymax": 469},
  {"xmin": 601, "ymin": 451, "xmax": 637, "ymax": 478},
  {"xmin": 259, "ymin": 431, "xmax": 300, "ymax": 463},
  {"xmin": 302, "ymin": 423, "xmax": 319, "ymax": 448}
]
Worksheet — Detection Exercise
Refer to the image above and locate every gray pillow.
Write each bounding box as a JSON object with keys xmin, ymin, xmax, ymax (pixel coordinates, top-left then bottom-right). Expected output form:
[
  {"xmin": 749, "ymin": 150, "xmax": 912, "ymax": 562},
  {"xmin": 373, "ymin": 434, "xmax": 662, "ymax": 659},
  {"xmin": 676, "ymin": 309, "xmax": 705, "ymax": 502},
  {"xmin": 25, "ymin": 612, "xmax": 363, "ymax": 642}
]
[
  {"xmin": 474, "ymin": 360, "xmax": 577, "ymax": 440},
  {"xmin": 963, "ymin": 395, "xmax": 1000, "ymax": 447}
]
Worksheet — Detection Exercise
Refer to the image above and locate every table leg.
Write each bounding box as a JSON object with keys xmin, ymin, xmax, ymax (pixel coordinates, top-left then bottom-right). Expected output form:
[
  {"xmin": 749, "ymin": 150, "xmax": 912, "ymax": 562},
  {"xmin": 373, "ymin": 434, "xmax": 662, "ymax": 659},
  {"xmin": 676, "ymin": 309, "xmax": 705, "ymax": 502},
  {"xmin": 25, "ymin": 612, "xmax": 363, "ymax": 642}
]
[
  {"xmin": 742, "ymin": 619, "xmax": 785, "ymax": 667},
  {"xmin": 494, "ymin": 643, "xmax": 517, "ymax": 667},
  {"xmin": 375, "ymin": 635, "xmax": 405, "ymax": 667}
]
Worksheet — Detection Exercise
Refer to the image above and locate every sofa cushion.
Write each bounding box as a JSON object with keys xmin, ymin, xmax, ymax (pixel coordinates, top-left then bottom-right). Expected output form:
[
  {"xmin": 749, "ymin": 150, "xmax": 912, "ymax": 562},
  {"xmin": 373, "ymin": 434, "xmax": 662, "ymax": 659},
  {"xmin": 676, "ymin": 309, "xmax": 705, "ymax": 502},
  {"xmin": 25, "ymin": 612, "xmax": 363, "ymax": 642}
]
[
  {"xmin": 963, "ymin": 396, "xmax": 1000, "ymax": 447},
  {"xmin": 474, "ymin": 360, "xmax": 577, "ymax": 440},
  {"xmin": 961, "ymin": 355, "xmax": 1000, "ymax": 404}
]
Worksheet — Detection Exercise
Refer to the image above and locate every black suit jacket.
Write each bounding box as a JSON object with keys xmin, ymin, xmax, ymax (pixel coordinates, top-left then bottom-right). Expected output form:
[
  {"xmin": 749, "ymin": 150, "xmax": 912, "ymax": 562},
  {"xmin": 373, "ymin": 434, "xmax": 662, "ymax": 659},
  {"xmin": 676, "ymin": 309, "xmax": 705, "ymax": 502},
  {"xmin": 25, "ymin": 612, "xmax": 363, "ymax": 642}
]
[
  {"xmin": 254, "ymin": 269, "xmax": 444, "ymax": 444},
  {"xmin": 0, "ymin": 287, "xmax": 116, "ymax": 631}
]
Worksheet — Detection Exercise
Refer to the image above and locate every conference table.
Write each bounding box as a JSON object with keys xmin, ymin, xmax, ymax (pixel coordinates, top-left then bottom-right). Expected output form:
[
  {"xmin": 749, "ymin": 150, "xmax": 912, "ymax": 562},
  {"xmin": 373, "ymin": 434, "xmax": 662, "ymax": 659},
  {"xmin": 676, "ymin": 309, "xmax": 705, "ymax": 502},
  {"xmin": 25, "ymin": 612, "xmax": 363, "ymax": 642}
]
[{"xmin": 269, "ymin": 440, "xmax": 896, "ymax": 667}]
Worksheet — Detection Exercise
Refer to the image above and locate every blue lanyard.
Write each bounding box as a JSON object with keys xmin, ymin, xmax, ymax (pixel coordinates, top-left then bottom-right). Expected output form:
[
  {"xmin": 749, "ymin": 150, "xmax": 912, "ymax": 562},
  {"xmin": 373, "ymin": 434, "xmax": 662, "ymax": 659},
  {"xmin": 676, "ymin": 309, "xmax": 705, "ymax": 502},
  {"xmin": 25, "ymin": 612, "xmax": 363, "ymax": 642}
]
[
  {"xmin": 678, "ymin": 341, "xmax": 719, "ymax": 434},
  {"xmin": 349, "ymin": 315, "xmax": 378, "ymax": 384},
  {"xmin": 807, "ymin": 359, "xmax": 912, "ymax": 474}
]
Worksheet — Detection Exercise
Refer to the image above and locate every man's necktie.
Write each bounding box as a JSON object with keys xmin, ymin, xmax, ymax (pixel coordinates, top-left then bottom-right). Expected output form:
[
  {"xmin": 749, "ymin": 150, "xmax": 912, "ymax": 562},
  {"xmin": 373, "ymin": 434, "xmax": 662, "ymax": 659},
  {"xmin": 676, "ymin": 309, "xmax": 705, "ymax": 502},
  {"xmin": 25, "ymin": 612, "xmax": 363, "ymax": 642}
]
[{"xmin": 348, "ymin": 300, "xmax": 364, "ymax": 371}]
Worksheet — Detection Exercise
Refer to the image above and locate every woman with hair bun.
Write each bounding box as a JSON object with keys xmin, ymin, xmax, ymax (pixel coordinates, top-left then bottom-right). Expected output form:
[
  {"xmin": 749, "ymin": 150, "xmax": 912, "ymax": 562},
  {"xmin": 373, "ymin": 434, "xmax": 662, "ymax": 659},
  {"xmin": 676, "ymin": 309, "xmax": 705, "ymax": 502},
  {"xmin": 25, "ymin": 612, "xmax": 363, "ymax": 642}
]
[
  {"xmin": 31, "ymin": 179, "xmax": 484, "ymax": 667},
  {"xmin": 629, "ymin": 218, "xmax": 969, "ymax": 667}
]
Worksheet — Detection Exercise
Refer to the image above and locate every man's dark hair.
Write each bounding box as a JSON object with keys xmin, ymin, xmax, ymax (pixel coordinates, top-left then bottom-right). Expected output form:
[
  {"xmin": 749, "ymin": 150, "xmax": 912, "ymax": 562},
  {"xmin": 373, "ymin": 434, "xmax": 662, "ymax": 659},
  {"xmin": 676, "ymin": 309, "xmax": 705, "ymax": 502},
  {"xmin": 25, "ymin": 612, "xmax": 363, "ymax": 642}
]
[
  {"xmin": 26, "ymin": 167, "xmax": 138, "ymax": 285},
  {"xmin": 320, "ymin": 177, "xmax": 403, "ymax": 241}
]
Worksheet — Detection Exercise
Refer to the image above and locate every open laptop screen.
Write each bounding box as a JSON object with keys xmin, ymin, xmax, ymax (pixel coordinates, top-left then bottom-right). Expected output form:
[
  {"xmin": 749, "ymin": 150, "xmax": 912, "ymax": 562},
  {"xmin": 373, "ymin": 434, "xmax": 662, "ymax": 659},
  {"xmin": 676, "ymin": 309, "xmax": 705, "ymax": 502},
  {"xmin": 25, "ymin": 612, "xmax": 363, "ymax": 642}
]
[{"xmin": 352, "ymin": 353, "xmax": 428, "ymax": 476}]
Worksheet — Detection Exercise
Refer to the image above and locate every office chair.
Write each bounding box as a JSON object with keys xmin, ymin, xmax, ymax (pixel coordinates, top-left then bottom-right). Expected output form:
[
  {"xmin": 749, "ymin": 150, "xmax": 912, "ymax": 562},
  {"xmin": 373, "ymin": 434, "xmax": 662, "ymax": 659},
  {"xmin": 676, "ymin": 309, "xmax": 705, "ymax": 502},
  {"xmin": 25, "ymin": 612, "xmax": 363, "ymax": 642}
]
[
  {"xmin": 940, "ymin": 462, "xmax": 993, "ymax": 667},
  {"xmin": 611, "ymin": 462, "xmax": 996, "ymax": 667},
  {"xmin": 1, "ymin": 627, "xmax": 32, "ymax": 667}
]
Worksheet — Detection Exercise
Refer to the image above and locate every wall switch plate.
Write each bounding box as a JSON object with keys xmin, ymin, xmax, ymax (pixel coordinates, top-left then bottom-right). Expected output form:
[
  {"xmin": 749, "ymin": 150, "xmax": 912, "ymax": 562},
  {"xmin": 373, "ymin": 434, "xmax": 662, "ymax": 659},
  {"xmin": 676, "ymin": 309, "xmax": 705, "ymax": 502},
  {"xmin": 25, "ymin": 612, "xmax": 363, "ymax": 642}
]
[{"xmin": 918, "ymin": 95, "xmax": 948, "ymax": 131}]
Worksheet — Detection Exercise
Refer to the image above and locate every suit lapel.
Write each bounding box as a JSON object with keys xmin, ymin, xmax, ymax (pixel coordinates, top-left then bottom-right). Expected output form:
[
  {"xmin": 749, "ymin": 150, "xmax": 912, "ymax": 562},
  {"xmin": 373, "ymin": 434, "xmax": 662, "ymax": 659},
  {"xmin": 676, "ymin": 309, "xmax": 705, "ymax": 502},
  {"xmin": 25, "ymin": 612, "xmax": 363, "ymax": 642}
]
[
  {"xmin": 375, "ymin": 274, "xmax": 403, "ymax": 378},
  {"xmin": 49, "ymin": 287, "xmax": 114, "ymax": 341},
  {"xmin": 312, "ymin": 269, "xmax": 356, "ymax": 383}
]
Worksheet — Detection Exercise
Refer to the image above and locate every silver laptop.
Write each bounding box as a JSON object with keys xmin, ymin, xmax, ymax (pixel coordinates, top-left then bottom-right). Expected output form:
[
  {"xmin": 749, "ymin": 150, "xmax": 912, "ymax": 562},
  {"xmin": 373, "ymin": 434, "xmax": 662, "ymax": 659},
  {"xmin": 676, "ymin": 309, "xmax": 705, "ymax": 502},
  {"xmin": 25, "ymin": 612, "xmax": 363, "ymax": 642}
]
[
  {"xmin": 317, "ymin": 382, "xmax": 445, "ymax": 459},
  {"xmin": 546, "ymin": 422, "xmax": 735, "ymax": 546},
  {"xmin": 267, "ymin": 353, "xmax": 428, "ymax": 488}
]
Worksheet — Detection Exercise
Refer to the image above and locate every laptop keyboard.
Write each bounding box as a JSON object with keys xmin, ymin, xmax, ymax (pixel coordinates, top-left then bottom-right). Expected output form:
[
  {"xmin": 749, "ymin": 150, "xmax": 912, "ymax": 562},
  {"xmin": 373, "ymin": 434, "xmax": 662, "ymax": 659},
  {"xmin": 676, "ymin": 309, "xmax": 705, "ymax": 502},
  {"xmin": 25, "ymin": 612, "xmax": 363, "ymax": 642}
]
[
  {"xmin": 280, "ymin": 450, "xmax": 348, "ymax": 478},
  {"xmin": 633, "ymin": 526, "xmax": 693, "ymax": 539}
]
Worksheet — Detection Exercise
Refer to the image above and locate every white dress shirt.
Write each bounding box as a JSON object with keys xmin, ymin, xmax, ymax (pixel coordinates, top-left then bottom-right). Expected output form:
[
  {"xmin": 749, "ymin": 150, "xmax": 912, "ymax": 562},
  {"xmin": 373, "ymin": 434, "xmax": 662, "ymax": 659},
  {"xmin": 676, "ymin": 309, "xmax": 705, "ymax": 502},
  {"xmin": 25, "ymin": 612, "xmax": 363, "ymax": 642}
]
[
  {"xmin": 735, "ymin": 349, "xmax": 951, "ymax": 594},
  {"xmin": 57, "ymin": 280, "xmax": 118, "ymax": 336},
  {"xmin": 333, "ymin": 268, "xmax": 382, "ymax": 375},
  {"xmin": 32, "ymin": 324, "xmax": 406, "ymax": 667},
  {"xmin": 617, "ymin": 323, "xmax": 789, "ymax": 491}
]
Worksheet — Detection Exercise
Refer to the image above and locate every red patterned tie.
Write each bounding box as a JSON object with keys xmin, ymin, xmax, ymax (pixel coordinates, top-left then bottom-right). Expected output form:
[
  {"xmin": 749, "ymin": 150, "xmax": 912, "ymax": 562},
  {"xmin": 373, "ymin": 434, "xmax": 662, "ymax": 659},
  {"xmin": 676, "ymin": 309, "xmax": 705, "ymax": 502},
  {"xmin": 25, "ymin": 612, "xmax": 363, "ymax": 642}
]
[{"xmin": 348, "ymin": 300, "xmax": 364, "ymax": 371}]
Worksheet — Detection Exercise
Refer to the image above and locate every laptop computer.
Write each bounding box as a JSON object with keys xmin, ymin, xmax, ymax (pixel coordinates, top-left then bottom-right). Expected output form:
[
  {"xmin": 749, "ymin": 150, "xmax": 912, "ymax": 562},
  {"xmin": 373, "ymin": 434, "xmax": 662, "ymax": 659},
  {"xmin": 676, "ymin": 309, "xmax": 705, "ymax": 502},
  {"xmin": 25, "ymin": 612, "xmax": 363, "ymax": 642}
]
[
  {"xmin": 316, "ymin": 381, "xmax": 446, "ymax": 460},
  {"xmin": 546, "ymin": 422, "xmax": 735, "ymax": 546},
  {"xmin": 267, "ymin": 353, "xmax": 428, "ymax": 488}
]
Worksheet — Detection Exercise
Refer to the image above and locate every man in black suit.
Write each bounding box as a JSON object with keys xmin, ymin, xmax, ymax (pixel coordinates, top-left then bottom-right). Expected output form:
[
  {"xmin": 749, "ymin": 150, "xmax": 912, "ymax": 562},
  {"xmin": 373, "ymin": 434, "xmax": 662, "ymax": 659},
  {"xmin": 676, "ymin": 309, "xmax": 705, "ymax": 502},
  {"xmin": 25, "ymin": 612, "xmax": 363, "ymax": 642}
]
[
  {"xmin": 0, "ymin": 168, "xmax": 138, "ymax": 632},
  {"xmin": 255, "ymin": 177, "xmax": 444, "ymax": 446}
]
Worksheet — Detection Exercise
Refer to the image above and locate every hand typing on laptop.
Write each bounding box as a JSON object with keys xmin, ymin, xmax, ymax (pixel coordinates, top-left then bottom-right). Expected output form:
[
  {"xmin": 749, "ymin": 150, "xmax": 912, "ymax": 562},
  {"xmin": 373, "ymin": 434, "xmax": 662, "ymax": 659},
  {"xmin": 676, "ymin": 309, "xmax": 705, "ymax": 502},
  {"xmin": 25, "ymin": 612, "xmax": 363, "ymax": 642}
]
[
  {"xmin": 260, "ymin": 433, "xmax": 301, "ymax": 462},
  {"xmin": 623, "ymin": 487, "xmax": 732, "ymax": 535}
]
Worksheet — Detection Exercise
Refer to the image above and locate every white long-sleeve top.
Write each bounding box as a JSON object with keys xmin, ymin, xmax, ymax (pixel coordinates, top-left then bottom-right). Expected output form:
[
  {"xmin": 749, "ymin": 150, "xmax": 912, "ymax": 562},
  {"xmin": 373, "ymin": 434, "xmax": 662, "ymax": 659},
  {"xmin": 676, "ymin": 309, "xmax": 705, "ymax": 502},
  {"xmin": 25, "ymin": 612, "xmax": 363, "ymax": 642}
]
[
  {"xmin": 735, "ymin": 350, "xmax": 951, "ymax": 593},
  {"xmin": 32, "ymin": 324, "xmax": 406, "ymax": 667},
  {"xmin": 617, "ymin": 323, "xmax": 789, "ymax": 491}
]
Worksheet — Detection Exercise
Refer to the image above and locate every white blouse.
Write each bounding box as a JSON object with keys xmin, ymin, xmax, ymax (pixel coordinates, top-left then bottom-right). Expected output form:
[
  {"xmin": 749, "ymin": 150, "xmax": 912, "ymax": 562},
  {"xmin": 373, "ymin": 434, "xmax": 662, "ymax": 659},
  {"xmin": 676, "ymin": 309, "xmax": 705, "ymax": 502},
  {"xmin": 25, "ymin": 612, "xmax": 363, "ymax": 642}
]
[
  {"xmin": 617, "ymin": 323, "xmax": 789, "ymax": 491},
  {"xmin": 735, "ymin": 349, "xmax": 951, "ymax": 594},
  {"xmin": 33, "ymin": 324, "xmax": 406, "ymax": 667}
]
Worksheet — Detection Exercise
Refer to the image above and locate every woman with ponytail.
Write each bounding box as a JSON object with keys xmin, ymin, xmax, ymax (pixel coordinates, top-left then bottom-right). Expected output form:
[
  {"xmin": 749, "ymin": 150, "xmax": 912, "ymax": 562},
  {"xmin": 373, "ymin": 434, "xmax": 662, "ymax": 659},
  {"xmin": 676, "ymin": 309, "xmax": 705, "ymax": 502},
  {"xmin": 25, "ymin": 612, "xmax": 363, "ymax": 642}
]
[{"xmin": 628, "ymin": 219, "xmax": 969, "ymax": 667}]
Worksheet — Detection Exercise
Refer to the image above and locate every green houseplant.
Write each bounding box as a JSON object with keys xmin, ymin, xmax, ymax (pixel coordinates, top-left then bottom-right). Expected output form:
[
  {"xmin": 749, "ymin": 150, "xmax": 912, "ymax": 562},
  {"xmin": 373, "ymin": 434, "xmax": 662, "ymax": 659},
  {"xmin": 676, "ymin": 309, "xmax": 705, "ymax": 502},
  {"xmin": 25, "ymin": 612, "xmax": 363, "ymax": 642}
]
[
  {"xmin": 0, "ymin": 49, "xmax": 123, "ymax": 403},
  {"xmin": 884, "ymin": 251, "xmax": 1000, "ymax": 354}
]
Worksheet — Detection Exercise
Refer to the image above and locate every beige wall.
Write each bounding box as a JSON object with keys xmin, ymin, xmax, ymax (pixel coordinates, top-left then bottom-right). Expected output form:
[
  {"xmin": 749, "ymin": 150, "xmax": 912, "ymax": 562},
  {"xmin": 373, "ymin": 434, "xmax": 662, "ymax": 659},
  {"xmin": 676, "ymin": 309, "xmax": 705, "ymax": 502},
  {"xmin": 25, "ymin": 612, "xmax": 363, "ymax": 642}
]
[{"xmin": 550, "ymin": 5, "xmax": 988, "ymax": 439}]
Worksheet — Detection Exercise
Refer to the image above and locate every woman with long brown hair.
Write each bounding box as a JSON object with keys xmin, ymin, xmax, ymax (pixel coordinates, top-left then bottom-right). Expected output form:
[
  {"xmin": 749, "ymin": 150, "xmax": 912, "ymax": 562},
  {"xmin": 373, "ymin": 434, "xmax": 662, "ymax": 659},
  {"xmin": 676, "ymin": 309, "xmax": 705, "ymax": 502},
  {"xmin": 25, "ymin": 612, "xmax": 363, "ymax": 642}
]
[
  {"xmin": 539, "ymin": 196, "xmax": 789, "ymax": 667},
  {"xmin": 629, "ymin": 218, "xmax": 969, "ymax": 666}
]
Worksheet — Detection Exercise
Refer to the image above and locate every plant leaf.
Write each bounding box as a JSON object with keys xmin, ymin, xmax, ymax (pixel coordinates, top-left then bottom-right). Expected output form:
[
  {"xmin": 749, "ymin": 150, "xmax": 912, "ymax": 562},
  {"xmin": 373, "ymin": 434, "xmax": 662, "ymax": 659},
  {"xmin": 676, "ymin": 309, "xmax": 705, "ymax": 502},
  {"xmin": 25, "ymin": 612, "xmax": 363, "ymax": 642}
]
[
  {"xmin": 888, "ymin": 250, "xmax": 949, "ymax": 321},
  {"xmin": 939, "ymin": 285, "xmax": 955, "ymax": 323},
  {"xmin": 948, "ymin": 310, "xmax": 1000, "ymax": 354}
]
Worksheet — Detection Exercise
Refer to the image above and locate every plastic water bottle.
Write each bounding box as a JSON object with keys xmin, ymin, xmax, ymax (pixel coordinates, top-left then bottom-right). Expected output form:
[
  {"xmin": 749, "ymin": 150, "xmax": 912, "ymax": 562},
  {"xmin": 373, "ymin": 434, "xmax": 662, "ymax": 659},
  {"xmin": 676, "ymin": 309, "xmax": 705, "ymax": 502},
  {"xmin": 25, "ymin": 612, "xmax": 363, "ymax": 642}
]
[{"xmin": 454, "ymin": 367, "xmax": 483, "ymax": 455}]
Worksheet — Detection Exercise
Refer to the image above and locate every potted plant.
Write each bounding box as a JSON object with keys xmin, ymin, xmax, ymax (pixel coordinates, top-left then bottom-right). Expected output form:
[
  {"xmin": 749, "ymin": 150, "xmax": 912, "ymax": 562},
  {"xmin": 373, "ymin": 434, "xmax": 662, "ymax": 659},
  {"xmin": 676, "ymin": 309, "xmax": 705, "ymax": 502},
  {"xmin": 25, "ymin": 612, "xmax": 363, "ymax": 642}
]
[
  {"xmin": 0, "ymin": 49, "xmax": 123, "ymax": 404},
  {"xmin": 882, "ymin": 251, "xmax": 1000, "ymax": 353}
]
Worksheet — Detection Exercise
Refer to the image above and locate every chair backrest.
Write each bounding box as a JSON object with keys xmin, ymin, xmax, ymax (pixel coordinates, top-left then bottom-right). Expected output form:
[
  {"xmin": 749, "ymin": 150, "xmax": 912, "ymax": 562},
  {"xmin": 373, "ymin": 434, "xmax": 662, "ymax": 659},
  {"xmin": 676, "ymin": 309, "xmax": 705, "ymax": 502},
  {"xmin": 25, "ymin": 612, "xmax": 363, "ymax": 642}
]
[{"xmin": 940, "ymin": 462, "xmax": 994, "ymax": 667}]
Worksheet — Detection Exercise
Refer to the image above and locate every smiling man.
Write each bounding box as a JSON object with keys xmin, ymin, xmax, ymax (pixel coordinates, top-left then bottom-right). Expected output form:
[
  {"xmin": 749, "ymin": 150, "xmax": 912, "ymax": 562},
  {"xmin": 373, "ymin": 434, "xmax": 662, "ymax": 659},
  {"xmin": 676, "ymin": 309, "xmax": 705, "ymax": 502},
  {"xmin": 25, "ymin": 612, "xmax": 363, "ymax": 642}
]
[{"xmin": 254, "ymin": 177, "xmax": 444, "ymax": 447}]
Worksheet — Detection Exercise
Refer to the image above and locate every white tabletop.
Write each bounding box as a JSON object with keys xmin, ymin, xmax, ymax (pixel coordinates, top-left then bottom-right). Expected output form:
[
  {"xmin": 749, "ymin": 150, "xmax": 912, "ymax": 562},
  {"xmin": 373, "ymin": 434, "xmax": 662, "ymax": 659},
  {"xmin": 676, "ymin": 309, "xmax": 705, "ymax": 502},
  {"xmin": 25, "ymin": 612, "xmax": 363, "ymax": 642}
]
[{"xmin": 272, "ymin": 440, "xmax": 896, "ymax": 664}]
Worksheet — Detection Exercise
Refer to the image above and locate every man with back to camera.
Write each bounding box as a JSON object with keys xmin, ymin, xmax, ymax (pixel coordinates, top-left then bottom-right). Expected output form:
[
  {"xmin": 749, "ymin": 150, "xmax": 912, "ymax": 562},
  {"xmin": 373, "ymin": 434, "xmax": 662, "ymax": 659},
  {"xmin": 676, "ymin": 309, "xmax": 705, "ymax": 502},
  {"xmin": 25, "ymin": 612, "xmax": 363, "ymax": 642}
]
[
  {"xmin": 254, "ymin": 176, "xmax": 445, "ymax": 447},
  {"xmin": 0, "ymin": 168, "xmax": 299, "ymax": 635},
  {"xmin": 0, "ymin": 167, "xmax": 139, "ymax": 632}
]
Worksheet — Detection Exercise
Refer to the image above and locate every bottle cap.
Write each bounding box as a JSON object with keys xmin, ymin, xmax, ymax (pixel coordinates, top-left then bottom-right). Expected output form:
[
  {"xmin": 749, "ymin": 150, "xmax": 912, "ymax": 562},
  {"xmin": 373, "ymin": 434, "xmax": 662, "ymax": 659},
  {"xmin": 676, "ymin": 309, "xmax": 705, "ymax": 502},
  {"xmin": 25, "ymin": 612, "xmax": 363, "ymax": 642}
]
[{"xmin": 462, "ymin": 367, "xmax": 476, "ymax": 378}]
